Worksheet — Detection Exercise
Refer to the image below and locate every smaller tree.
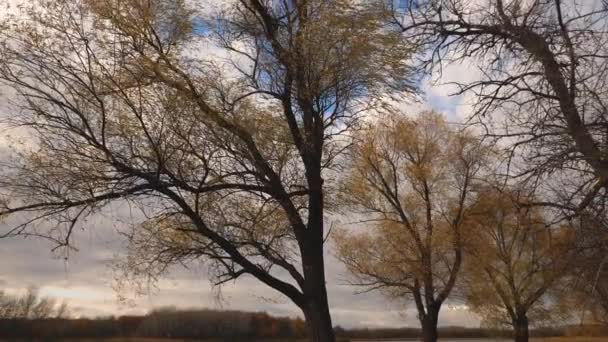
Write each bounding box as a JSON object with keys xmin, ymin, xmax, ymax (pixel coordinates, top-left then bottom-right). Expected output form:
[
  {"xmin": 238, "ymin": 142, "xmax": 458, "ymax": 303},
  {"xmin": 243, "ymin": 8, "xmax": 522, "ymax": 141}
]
[
  {"xmin": 463, "ymin": 188, "xmax": 574, "ymax": 342},
  {"xmin": 334, "ymin": 112, "xmax": 493, "ymax": 342}
]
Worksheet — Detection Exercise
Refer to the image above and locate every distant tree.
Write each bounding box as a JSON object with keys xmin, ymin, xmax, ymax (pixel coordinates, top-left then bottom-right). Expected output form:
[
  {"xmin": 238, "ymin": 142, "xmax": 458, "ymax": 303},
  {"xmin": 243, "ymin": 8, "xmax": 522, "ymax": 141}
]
[
  {"xmin": 0, "ymin": 1, "xmax": 415, "ymax": 340},
  {"xmin": 0, "ymin": 288, "xmax": 69, "ymax": 319},
  {"xmin": 561, "ymin": 213, "xmax": 608, "ymax": 325},
  {"xmin": 0, "ymin": 291, "xmax": 17, "ymax": 318},
  {"xmin": 463, "ymin": 187, "xmax": 574, "ymax": 342},
  {"xmin": 55, "ymin": 302, "xmax": 69, "ymax": 319},
  {"xmin": 334, "ymin": 112, "xmax": 494, "ymax": 342},
  {"xmin": 395, "ymin": 0, "xmax": 608, "ymax": 215}
]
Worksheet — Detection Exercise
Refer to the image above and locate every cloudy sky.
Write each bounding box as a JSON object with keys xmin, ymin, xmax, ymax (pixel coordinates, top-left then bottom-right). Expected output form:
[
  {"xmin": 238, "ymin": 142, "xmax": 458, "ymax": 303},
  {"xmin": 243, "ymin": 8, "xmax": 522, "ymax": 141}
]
[
  {"xmin": 0, "ymin": 204, "xmax": 479, "ymax": 328},
  {"xmin": 0, "ymin": 0, "xmax": 485, "ymax": 329}
]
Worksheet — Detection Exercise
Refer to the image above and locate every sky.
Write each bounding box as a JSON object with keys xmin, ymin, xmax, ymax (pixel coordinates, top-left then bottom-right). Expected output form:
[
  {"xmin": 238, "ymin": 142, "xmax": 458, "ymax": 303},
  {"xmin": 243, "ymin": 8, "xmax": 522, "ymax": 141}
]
[
  {"xmin": 0, "ymin": 0, "xmax": 483, "ymax": 329},
  {"xmin": 0, "ymin": 205, "xmax": 479, "ymax": 328}
]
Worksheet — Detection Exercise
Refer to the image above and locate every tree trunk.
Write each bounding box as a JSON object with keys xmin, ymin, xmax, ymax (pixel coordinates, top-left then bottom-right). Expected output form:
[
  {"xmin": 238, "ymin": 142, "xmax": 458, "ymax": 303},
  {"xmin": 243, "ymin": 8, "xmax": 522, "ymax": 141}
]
[
  {"xmin": 302, "ymin": 296, "xmax": 335, "ymax": 342},
  {"xmin": 300, "ymin": 232, "xmax": 335, "ymax": 342},
  {"xmin": 299, "ymin": 149, "xmax": 334, "ymax": 342},
  {"xmin": 301, "ymin": 258, "xmax": 335, "ymax": 342},
  {"xmin": 420, "ymin": 306, "xmax": 439, "ymax": 342},
  {"xmin": 513, "ymin": 315, "xmax": 529, "ymax": 342}
]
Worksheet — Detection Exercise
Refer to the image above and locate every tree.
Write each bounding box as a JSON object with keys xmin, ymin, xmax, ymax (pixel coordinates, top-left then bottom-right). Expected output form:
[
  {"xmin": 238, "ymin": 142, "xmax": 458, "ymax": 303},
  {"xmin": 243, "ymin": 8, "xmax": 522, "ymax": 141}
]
[
  {"xmin": 334, "ymin": 112, "xmax": 493, "ymax": 342},
  {"xmin": 0, "ymin": 288, "xmax": 69, "ymax": 319},
  {"xmin": 463, "ymin": 187, "xmax": 574, "ymax": 342},
  {"xmin": 395, "ymin": 0, "xmax": 608, "ymax": 215},
  {"xmin": 0, "ymin": 1, "xmax": 415, "ymax": 340}
]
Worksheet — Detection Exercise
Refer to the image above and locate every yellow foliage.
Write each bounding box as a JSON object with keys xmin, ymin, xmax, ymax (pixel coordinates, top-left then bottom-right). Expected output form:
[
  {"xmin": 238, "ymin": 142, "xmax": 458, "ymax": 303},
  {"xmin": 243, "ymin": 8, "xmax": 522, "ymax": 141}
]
[
  {"xmin": 463, "ymin": 187, "xmax": 575, "ymax": 327},
  {"xmin": 335, "ymin": 111, "xmax": 495, "ymax": 306}
]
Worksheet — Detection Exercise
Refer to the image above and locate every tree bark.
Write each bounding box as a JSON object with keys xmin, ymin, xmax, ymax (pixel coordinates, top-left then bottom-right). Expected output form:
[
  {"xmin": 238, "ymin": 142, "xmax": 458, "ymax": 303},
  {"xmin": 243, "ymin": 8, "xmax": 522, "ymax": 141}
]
[
  {"xmin": 301, "ymin": 255, "xmax": 335, "ymax": 342},
  {"xmin": 298, "ymin": 133, "xmax": 334, "ymax": 342},
  {"xmin": 420, "ymin": 306, "xmax": 440, "ymax": 342},
  {"xmin": 300, "ymin": 219, "xmax": 335, "ymax": 341},
  {"xmin": 302, "ymin": 296, "xmax": 335, "ymax": 342},
  {"xmin": 513, "ymin": 315, "xmax": 529, "ymax": 342}
]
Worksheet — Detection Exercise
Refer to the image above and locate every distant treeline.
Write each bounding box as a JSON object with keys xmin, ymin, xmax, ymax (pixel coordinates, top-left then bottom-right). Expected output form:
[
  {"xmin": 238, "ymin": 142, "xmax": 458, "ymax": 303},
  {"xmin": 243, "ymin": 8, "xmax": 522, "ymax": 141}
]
[
  {"xmin": 0, "ymin": 307, "xmax": 606, "ymax": 340},
  {"xmin": 0, "ymin": 308, "xmax": 306, "ymax": 339}
]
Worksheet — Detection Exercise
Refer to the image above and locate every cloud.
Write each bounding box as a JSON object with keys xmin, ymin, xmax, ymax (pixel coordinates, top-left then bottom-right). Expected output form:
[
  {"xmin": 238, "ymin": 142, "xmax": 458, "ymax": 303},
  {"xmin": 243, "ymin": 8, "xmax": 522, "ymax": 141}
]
[{"xmin": 422, "ymin": 60, "xmax": 484, "ymax": 121}]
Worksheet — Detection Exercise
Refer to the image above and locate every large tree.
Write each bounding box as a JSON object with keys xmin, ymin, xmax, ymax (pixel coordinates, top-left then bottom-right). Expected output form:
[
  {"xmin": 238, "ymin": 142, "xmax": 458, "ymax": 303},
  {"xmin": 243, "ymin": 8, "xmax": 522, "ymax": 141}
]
[
  {"xmin": 334, "ymin": 112, "xmax": 493, "ymax": 342},
  {"xmin": 395, "ymin": 0, "xmax": 608, "ymax": 215},
  {"xmin": 463, "ymin": 187, "xmax": 574, "ymax": 342},
  {"xmin": 0, "ymin": 1, "xmax": 415, "ymax": 340}
]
